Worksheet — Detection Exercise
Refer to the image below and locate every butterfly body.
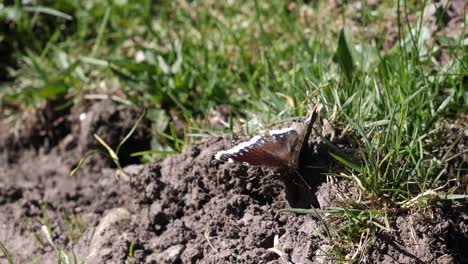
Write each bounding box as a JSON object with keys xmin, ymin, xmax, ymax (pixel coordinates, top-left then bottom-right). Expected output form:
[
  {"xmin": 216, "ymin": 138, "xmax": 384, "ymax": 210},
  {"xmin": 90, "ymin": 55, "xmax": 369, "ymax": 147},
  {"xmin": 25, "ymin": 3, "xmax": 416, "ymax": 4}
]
[{"xmin": 215, "ymin": 104, "xmax": 322, "ymax": 173}]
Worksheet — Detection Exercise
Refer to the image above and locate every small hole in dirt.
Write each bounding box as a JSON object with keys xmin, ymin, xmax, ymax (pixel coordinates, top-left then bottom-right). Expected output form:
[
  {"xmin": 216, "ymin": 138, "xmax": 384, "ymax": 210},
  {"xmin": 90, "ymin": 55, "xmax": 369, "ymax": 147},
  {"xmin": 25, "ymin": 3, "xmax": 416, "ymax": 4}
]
[
  {"xmin": 285, "ymin": 178, "xmax": 322, "ymax": 208},
  {"xmin": 446, "ymin": 206, "xmax": 468, "ymax": 262},
  {"xmin": 259, "ymin": 233, "xmax": 275, "ymax": 249},
  {"xmin": 448, "ymin": 233, "xmax": 468, "ymax": 262},
  {"xmin": 285, "ymin": 161, "xmax": 327, "ymax": 208},
  {"xmin": 246, "ymin": 191, "xmax": 275, "ymax": 206}
]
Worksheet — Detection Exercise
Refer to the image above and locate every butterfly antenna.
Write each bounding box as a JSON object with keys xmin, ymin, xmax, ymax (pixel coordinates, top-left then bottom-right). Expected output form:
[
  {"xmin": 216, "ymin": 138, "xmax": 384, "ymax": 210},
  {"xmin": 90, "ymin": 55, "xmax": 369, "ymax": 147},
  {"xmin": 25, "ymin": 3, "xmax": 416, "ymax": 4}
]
[
  {"xmin": 303, "ymin": 165, "xmax": 325, "ymax": 169},
  {"xmin": 294, "ymin": 169, "xmax": 312, "ymax": 190}
]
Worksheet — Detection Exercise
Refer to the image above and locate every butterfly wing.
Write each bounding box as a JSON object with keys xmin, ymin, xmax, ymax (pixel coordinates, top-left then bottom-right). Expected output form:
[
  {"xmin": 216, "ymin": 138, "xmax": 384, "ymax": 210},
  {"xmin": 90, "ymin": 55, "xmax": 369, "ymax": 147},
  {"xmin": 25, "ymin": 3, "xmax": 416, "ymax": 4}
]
[
  {"xmin": 215, "ymin": 103, "xmax": 322, "ymax": 170},
  {"xmin": 291, "ymin": 103, "xmax": 323, "ymax": 169},
  {"xmin": 215, "ymin": 129, "xmax": 300, "ymax": 168}
]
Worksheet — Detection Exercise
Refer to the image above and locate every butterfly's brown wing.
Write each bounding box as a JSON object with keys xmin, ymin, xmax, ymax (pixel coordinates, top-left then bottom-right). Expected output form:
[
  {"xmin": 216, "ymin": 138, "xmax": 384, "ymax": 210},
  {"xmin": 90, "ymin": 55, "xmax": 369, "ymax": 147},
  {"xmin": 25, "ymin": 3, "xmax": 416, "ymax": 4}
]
[
  {"xmin": 215, "ymin": 130, "xmax": 299, "ymax": 168},
  {"xmin": 290, "ymin": 103, "xmax": 323, "ymax": 170},
  {"xmin": 215, "ymin": 103, "xmax": 322, "ymax": 171}
]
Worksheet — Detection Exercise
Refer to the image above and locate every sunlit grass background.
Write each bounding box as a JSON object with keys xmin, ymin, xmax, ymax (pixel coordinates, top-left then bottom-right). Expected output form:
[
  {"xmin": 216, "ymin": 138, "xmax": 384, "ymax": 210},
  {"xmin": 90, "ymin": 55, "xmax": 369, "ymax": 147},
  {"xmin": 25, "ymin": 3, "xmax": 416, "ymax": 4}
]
[{"xmin": 1, "ymin": 0, "xmax": 467, "ymax": 261}]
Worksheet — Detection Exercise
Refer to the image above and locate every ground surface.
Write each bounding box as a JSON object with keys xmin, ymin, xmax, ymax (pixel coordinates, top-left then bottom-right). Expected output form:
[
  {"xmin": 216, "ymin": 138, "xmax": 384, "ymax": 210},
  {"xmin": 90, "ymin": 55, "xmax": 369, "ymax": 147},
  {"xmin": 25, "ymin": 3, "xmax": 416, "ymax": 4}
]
[
  {"xmin": 1, "ymin": 1, "xmax": 467, "ymax": 263},
  {"xmin": 0, "ymin": 99, "xmax": 466, "ymax": 264}
]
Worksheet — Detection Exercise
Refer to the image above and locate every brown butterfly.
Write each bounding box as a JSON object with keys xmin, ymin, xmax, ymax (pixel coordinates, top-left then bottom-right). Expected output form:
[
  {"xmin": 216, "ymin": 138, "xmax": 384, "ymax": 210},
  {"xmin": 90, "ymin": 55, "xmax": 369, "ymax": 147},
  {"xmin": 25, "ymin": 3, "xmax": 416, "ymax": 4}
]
[{"xmin": 215, "ymin": 103, "xmax": 322, "ymax": 173}]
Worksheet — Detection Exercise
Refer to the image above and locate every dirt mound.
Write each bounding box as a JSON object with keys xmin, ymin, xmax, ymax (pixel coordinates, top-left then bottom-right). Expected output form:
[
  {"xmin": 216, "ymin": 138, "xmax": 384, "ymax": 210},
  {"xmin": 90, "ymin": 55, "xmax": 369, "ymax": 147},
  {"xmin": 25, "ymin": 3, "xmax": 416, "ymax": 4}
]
[
  {"xmin": 125, "ymin": 138, "xmax": 330, "ymax": 263},
  {"xmin": 367, "ymin": 207, "xmax": 468, "ymax": 263},
  {"xmin": 0, "ymin": 98, "xmax": 151, "ymax": 263},
  {"xmin": 0, "ymin": 99, "xmax": 467, "ymax": 263}
]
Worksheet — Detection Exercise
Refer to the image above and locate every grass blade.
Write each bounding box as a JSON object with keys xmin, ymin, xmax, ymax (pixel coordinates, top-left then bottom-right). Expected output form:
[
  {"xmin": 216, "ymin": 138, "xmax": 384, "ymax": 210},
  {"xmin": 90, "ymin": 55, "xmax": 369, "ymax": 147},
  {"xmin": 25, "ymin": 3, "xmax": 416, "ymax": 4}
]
[
  {"xmin": 23, "ymin": 6, "xmax": 72, "ymax": 20},
  {"xmin": 330, "ymin": 152, "xmax": 363, "ymax": 173},
  {"xmin": 130, "ymin": 150, "xmax": 178, "ymax": 157},
  {"xmin": 0, "ymin": 240, "xmax": 14, "ymax": 264},
  {"xmin": 116, "ymin": 109, "xmax": 146, "ymax": 155},
  {"xmin": 69, "ymin": 150, "xmax": 104, "ymax": 176},
  {"xmin": 94, "ymin": 134, "xmax": 119, "ymax": 165}
]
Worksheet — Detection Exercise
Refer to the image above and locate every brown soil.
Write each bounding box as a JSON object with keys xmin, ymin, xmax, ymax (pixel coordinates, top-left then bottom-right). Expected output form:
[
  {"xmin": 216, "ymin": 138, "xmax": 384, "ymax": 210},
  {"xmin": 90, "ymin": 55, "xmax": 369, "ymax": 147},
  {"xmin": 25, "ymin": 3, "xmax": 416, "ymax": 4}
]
[{"xmin": 1, "ymin": 98, "xmax": 467, "ymax": 264}]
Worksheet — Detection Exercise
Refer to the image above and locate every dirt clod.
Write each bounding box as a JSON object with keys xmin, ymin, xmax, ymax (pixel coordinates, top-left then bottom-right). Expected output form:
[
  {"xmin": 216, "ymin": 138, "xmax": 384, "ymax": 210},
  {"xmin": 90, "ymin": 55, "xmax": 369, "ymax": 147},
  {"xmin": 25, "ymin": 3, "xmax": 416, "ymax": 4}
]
[{"xmin": 86, "ymin": 207, "xmax": 132, "ymax": 264}]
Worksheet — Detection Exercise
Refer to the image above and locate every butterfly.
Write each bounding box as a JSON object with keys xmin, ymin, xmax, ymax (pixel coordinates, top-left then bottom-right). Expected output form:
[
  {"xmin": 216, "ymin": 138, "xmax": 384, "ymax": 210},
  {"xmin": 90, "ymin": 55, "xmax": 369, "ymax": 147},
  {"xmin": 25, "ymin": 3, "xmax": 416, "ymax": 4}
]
[{"xmin": 215, "ymin": 103, "xmax": 322, "ymax": 173}]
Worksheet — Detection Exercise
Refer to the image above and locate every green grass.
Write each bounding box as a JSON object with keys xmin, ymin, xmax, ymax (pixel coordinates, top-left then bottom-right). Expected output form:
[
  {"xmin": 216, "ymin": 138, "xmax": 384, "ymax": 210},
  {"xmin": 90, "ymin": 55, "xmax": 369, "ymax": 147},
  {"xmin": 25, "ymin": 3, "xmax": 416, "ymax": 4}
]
[{"xmin": 1, "ymin": 0, "xmax": 467, "ymax": 261}]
